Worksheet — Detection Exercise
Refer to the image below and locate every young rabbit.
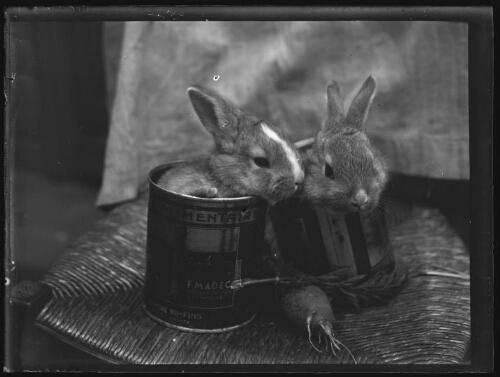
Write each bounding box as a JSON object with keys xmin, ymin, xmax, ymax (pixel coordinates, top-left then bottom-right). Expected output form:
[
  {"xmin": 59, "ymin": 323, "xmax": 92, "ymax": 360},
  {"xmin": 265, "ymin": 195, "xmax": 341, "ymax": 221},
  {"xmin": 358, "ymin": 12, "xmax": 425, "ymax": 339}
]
[
  {"xmin": 300, "ymin": 76, "xmax": 388, "ymax": 213},
  {"xmin": 157, "ymin": 86, "xmax": 305, "ymax": 204},
  {"xmin": 274, "ymin": 77, "xmax": 390, "ymax": 352}
]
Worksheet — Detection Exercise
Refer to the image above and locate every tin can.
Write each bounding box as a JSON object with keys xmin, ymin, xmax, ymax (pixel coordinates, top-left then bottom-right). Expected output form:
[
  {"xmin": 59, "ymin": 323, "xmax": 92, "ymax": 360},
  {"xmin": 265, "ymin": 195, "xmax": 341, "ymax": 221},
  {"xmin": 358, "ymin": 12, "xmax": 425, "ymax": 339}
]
[
  {"xmin": 144, "ymin": 163, "xmax": 268, "ymax": 333},
  {"xmin": 268, "ymin": 199, "xmax": 393, "ymax": 277},
  {"xmin": 268, "ymin": 138, "xmax": 394, "ymax": 278}
]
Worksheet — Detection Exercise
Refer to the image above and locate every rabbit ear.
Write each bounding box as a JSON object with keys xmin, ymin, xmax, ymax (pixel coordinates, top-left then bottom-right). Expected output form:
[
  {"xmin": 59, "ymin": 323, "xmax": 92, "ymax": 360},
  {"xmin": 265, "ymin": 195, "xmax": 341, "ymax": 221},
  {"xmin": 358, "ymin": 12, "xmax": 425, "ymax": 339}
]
[
  {"xmin": 345, "ymin": 76, "xmax": 377, "ymax": 130},
  {"xmin": 187, "ymin": 86, "xmax": 242, "ymax": 151},
  {"xmin": 324, "ymin": 80, "xmax": 345, "ymax": 129}
]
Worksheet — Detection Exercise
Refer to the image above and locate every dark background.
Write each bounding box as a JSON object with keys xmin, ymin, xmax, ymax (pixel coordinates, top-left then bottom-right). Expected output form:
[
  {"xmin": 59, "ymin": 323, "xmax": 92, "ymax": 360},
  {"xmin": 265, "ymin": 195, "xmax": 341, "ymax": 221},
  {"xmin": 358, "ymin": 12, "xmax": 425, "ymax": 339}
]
[
  {"xmin": 11, "ymin": 22, "xmax": 109, "ymax": 283},
  {"xmin": 6, "ymin": 20, "xmax": 474, "ymax": 371},
  {"xmin": 8, "ymin": 22, "xmax": 110, "ymax": 370}
]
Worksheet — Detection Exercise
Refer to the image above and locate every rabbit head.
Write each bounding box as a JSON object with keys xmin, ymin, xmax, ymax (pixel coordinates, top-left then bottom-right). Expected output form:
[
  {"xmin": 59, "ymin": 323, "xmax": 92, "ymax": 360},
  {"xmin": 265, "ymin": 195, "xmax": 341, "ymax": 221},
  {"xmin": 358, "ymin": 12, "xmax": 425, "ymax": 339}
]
[
  {"xmin": 188, "ymin": 86, "xmax": 304, "ymax": 204},
  {"xmin": 301, "ymin": 76, "xmax": 388, "ymax": 213}
]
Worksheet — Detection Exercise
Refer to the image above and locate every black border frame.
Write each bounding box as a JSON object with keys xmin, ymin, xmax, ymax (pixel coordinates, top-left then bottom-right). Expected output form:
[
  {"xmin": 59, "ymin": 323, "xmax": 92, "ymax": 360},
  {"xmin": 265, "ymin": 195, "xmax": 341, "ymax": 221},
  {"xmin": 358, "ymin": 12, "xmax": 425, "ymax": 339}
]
[{"xmin": 4, "ymin": 5, "xmax": 495, "ymax": 373}]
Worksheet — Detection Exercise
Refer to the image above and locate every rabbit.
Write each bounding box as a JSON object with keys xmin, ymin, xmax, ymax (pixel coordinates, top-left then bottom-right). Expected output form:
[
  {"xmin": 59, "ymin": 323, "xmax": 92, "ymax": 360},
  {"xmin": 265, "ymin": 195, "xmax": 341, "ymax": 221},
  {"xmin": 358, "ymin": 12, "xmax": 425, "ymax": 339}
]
[
  {"xmin": 156, "ymin": 85, "xmax": 305, "ymax": 205},
  {"xmin": 299, "ymin": 75, "xmax": 388, "ymax": 213},
  {"xmin": 265, "ymin": 77, "xmax": 392, "ymax": 346}
]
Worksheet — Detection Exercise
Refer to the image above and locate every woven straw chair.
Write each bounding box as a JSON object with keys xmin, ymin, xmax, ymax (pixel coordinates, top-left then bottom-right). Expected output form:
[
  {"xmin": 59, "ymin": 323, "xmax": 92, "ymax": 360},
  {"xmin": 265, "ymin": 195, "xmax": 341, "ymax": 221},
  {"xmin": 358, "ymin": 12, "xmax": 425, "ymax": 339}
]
[{"xmin": 11, "ymin": 186, "xmax": 470, "ymax": 366}]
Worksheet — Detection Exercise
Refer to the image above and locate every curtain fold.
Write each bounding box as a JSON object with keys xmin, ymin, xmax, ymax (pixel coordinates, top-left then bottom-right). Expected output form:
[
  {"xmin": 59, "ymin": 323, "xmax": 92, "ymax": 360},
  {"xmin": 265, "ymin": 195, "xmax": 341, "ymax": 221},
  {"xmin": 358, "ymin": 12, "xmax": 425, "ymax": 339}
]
[{"xmin": 97, "ymin": 21, "xmax": 468, "ymax": 207}]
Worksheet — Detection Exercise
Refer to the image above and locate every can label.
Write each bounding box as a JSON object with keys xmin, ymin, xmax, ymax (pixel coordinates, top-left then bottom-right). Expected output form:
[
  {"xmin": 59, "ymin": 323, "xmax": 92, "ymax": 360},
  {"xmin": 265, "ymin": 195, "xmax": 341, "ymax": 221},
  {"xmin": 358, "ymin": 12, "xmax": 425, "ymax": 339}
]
[
  {"xmin": 144, "ymin": 163, "xmax": 267, "ymax": 332},
  {"xmin": 155, "ymin": 201, "xmax": 260, "ymax": 225},
  {"xmin": 268, "ymin": 198, "xmax": 393, "ymax": 277},
  {"xmin": 170, "ymin": 226, "xmax": 239, "ymax": 309}
]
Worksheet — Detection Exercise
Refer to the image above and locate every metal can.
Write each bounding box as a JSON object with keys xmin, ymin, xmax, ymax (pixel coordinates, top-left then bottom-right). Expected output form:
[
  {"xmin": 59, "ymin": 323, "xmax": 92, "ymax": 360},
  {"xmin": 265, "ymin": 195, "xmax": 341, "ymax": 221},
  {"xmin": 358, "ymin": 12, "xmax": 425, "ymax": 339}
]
[
  {"xmin": 144, "ymin": 163, "xmax": 268, "ymax": 333},
  {"xmin": 268, "ymin": 199, "xmax": 393, "ymax": 277}
]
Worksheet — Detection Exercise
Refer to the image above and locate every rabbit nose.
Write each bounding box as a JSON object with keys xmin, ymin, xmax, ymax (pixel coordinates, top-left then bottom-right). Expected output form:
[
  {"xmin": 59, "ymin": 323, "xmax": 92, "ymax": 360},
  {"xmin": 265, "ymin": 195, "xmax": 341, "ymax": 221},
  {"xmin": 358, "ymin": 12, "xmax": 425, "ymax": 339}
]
[{"xmin": 350, "ymin": 189, "xmax": 369, "ymax": 208}]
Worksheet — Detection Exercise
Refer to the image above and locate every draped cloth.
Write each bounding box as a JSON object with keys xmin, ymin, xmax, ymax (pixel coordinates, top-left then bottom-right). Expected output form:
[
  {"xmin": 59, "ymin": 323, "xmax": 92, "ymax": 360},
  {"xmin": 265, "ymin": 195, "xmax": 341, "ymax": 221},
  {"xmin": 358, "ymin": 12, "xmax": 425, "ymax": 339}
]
[{"xmin": 97, "ymin": 21, "xmax": 468, "ymax": 207}]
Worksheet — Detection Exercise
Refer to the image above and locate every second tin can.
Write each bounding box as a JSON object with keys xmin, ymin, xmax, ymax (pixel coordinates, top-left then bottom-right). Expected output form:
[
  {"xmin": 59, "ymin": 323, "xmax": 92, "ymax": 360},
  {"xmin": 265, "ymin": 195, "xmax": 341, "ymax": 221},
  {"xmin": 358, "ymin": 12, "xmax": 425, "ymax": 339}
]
[{"xmin": 144, "ymin": 163, "xmax": 268, "ymax": 333}]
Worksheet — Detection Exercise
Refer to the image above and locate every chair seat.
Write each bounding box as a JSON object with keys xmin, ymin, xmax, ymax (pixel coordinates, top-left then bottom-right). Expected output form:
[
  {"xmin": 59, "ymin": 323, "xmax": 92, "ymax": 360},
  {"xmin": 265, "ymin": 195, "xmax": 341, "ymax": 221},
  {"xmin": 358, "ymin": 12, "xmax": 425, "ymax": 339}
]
[{"xmin": 28, "ymin": 194, "xmax": 469, "ymax": 364}]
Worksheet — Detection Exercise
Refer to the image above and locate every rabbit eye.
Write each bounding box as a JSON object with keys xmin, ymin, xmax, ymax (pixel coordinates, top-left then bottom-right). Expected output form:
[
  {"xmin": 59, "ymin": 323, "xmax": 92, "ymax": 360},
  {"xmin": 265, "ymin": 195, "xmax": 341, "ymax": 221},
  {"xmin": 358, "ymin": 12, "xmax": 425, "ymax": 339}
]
[
  {"xmin": 324, "ymin": 163, "xmax": 335, "ymax": 179},
  {"xmin": 253, "ymin": 157, "xmax": 270, "ymax": 168}
]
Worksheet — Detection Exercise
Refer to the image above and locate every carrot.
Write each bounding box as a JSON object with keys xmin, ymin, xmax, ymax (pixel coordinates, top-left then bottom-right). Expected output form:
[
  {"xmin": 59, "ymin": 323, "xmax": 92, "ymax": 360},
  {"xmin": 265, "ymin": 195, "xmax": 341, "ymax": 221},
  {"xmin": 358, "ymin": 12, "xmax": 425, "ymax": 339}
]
[{"xmin": 281, "ymin": 284, "xmax": 356, "ymax": 362}]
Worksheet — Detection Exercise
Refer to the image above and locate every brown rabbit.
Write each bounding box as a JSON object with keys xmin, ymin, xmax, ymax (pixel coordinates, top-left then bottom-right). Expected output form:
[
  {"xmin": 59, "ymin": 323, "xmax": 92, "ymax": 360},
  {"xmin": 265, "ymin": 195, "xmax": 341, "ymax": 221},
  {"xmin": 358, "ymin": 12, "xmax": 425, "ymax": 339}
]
[
  {"xmin": 157, "ymin": 86, "xmax": 305, "ymax": 204},
  {"xmin": 300, "ymin": 76, "xmax": 388, "ymax": 213}
]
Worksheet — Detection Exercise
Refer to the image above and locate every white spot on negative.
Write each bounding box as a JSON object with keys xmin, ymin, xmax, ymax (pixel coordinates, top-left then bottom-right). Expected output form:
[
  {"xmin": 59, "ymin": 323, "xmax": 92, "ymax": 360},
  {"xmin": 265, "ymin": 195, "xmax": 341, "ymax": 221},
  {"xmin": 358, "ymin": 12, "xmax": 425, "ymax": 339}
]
[
  {"xmin": 213, "ymin": 75, "xmax": 220, "ymax": 81},
  {"xmin": 260, "ymin": 123, "xmax": 304, "ymax": 183}
]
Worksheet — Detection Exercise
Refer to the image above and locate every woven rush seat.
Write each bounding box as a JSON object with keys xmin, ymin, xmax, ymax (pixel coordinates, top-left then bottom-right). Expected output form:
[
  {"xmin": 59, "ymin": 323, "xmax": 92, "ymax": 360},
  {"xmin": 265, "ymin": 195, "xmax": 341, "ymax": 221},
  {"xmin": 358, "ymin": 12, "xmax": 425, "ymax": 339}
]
[{"xmin": 29, "ymin": 193, "xmax": 470, "ymax": 364}]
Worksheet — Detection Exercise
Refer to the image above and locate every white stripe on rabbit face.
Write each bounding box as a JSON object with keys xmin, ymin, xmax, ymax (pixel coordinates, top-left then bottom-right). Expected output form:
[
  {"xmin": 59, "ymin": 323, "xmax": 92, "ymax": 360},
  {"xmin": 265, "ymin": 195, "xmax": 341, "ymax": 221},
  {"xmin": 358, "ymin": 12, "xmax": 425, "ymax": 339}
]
[{"xmin": 260, "ymin": 122, "xmax": 304, "ymax": 183}]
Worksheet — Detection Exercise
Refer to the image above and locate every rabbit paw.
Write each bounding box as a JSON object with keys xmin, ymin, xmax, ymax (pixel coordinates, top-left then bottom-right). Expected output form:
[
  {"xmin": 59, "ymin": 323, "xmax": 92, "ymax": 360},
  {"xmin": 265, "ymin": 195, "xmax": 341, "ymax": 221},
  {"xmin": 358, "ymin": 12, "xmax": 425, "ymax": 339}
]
[{"xmin": 191, "ymin": 187, "xmax": 219, "ymax": 198}]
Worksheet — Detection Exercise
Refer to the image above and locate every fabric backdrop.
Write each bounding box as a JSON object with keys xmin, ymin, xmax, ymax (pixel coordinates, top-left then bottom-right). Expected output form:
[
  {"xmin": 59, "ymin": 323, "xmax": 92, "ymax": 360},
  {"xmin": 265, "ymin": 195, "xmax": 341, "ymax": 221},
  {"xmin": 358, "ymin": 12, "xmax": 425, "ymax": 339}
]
[{"xmin": 97, "ymin": 21, "xmax": 468, "ymax": 207}]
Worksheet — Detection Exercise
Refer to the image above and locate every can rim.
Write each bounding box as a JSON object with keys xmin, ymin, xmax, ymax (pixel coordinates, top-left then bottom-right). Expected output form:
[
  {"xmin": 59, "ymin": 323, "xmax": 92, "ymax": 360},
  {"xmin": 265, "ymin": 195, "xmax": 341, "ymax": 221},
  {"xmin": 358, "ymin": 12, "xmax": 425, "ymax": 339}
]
[
  {"xmin": 143, "ymin": 304, "xmax": 257, "ymax": 334},
  {"xmin": 148, "ymin": 162, "xmax": 266, "ymax": 205}
]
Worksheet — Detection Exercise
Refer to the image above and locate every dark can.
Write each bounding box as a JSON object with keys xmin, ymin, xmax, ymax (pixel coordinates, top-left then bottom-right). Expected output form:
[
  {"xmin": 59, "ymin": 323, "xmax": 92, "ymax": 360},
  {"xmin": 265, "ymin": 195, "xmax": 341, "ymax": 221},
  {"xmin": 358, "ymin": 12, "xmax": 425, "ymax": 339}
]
[
  {"xmin": 268, "ymin": 199, "xmax": 393, "ymax": 277},
  {"xmin": 268, "ymin": 138, "xmax": 394, "ymax": 278},
  {"xmin": 144, "ymin": 163, "xmax": 268, "ymax": 332}
]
